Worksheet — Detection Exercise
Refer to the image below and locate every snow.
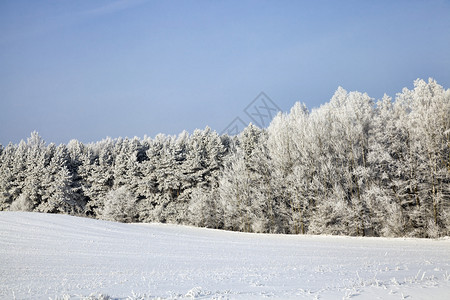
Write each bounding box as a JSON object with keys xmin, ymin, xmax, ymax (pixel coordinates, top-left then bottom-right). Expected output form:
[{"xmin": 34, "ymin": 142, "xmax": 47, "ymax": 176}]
[{"xmin": 0, "ymin": 212, "xmax": 449, "ymax": 299}]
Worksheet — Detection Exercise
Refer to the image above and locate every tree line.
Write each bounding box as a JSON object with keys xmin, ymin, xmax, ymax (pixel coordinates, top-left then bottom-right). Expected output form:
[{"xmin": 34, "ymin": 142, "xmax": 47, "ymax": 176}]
[{"xmin": 1, "ymin": 78, "xmax": 449, "ymax": 238}]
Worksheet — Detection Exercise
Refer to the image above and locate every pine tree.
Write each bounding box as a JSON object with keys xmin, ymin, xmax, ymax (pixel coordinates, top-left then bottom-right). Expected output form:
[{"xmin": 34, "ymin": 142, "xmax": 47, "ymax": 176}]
[
  {"xmin": 38, "ymin": 144, "xmax": 79, "ymax": 213},
  {"xmin": 0, "ymin": 143, "xmax": 19, "ymax": 210},
  {"xmin": 20, "ymin": 132, "xmax": 48, "ymax": 210}
]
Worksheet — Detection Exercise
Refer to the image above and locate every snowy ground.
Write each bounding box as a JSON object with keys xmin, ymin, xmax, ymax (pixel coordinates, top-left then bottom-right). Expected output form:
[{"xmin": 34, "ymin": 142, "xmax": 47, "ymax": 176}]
[{"xmin": 0, "ymin": 212, "xmax": 449, "ymax": 299}]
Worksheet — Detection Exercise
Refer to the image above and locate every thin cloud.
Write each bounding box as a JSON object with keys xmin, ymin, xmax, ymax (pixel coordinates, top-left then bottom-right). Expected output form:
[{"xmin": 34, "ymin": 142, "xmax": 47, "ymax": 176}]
[
  {"xmin": 84, "ymin": 0, "xmax": 148, "ymax": 17},
  {"xmin": 0, "ymin": 1, "xmax": 148, "ymax": 45}
]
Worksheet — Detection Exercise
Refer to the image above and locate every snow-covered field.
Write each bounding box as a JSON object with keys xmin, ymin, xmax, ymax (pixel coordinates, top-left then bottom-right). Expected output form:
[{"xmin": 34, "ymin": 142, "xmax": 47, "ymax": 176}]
[{"xmin": 0, "ymin": 212, "xmax": 449, "ymax": 299}]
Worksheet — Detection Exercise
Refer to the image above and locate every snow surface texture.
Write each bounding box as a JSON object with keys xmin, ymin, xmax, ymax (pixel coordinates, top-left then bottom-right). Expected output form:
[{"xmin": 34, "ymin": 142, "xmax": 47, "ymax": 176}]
[{"xmin": 0, "ymin": 212, "xmax": 449, "ymax": 300}]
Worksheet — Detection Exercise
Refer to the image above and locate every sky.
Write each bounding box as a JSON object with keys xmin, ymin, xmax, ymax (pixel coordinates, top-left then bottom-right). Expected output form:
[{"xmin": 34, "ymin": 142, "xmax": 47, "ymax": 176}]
[{"xmin": 1, "ymin": 0, "xmax": 449, "ymax": 145}]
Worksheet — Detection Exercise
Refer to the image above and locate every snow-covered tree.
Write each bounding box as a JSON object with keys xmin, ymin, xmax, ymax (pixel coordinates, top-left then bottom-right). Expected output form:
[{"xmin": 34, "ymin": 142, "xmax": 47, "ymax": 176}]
[
  {"xmin": 1, "ymin": 79, "xmax": 447, "ymax": 237},
  {"xmin": 20, "ymin": 132, "xmax": 48, "ymax": 210},
  {"xmin": 396, "ymin": 78, "xmax": 450, "ymax": 237},
  {"xmin": 81, "ymin": 139, "xmax": 115, "ymax": 216},
  {"xmin": 38, "ymin": 144, "xmax": 79, "ymax": 213},
  {"xmin": 187, "ymin": 186, "xmax": 222, "ymax": 228},
  {"xmin": 9, "ymin": 192, "xmax": 33, "ymax": 212},
  {"xmin": 0, "ymin": 143, "xmax": 20, "ymax": 210},
  {"xmin": 100, "ymin": 186, "xmax": 137, "ymax": 223}
]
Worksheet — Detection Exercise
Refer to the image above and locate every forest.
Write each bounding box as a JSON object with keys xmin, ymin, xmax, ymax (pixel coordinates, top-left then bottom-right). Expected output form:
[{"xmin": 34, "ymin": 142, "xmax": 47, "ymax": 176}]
[{"xmin": 0, "ymin": 78, "xmax": 449, "ymax": 238}]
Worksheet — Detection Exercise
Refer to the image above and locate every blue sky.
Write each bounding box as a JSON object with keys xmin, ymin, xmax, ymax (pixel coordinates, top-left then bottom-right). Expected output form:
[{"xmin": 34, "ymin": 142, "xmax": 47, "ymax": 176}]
[{"xmin": 1, "ymin": 0, "xmax": 449, "ymax": 145}]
